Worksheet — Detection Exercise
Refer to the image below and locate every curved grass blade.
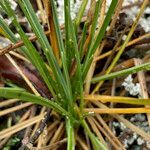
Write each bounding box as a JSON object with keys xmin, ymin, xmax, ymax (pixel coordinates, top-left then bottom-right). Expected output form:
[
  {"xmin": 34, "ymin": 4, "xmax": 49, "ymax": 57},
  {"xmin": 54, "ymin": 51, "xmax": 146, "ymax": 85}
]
[{"xmin": 0, "ymin": 88, "xmax": 70, "ymax": 118}]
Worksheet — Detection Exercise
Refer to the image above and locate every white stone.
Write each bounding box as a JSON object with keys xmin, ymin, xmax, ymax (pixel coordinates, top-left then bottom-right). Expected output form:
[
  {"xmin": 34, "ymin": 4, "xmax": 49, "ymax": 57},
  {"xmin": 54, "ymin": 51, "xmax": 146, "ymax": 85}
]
[
  {"xmin": 137, "ymin": 137, "xmax": 145, "ymax": 145},
  {"xmin": 122, "ymin": 75, "xmax": 141, "ymax": 96}
]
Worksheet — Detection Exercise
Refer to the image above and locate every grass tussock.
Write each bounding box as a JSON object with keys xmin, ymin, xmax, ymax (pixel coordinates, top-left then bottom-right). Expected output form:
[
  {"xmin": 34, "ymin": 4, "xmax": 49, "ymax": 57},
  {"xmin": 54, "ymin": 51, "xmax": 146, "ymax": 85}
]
[{"xmin": 0, "ymin": 0, "xmax": 150, "ymax": 149}]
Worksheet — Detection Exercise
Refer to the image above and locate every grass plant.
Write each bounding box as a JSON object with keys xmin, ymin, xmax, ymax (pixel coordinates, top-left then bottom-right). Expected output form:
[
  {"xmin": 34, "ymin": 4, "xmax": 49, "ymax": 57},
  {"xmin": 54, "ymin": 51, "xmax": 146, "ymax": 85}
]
[{"xmin": 0, "ymin": 0, "xmax": 150, "ymax": 149}]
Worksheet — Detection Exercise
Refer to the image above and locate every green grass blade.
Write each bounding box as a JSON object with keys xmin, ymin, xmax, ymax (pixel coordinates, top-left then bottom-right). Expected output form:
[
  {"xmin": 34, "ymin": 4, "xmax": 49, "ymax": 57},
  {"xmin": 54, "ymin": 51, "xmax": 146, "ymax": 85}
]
[
  {"xmin": 64, "ymin": 0, "xmax": 84, "ymax": 110},
  {"xmin": 0, "ymin": 88, "xmax": 70, "ymax": 117},
  {"xmin": 50, "ymin": 0, "xmax": 65, "ymax": 53},
  {"xmin": 79, "ymin": 22, "xmax": 87, "ymax": 59},
  {"xmin": 66, "ymin": 118, "xmax": 75, "ymax": 150},
  {"xmin": 75, "ymin": 0, "xmax": 88, "ymax": 28},
  {"xmin": 0, "ymin": 17, "xmax": 31, "ymax": 60},
  {"xmin": 82, "ymin": 0, "xmax": 118, "ymax": 80},
  {"xmin": 81, "ymin": 119, "xmax": 107, "ymax": 150},
  {"xmin": 84, "ymin": 0, "xmax": 102, "ymax": 54},
  {"xmin": 104, "ymin": 0, "xmax": 148, "ymax": 75},
  {"xmin": 0, "ymin": 1, "xmax": 7, "ymax": 12},
  {"xmin": 18, "ymin": 0, "xmax": 70, "ymax": 100},
  {"xmin": 0, "ymin": 1, "xmax": 31, "ymax": 60},
  {"xmin": 64, "ymin": 0, "xmax": 75, "ymax": 69},
  {"xmin": 1, "ymin": 0, "xmax": 57, "ymax": 96},
  {"xmin": 91, "ymin": 62, "xmax": 150, "ymax": 83},
  {"xmin": 51, "ymin": 0, "xmax": 73, "ymax": 107}
]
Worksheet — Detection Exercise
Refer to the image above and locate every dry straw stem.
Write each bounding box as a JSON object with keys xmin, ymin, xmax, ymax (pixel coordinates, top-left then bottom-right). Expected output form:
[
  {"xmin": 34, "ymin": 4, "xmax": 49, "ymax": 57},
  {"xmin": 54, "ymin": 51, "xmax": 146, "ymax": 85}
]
[
  {"xmin": 49, "ymin": 122, "xmax": 64, "ymax": 145},
  {"xmin": 113, "ymin": 58, "xmax": 135, "ymax": 71},
  {"xmin": 0, "ymin": 136, "xmax": 11, "ymax": 149},
  {"xmin": 45, "ymin": 120, "xmax": 60, "ymax": 144},
  {"xmin": 43, "ymin": 0, "xmax": 60, "ymax": 62},
  {"xmin": 115, "ymin": 113, "xmax": 150, "ymax": 142},
  {"xmin": 93, "ymin": 101, "xmax": 150, "ymax": 142},
  {"xmin": 0, "ymin": 14, "xmax": 85, "ymax": 57},
  {"xmin": 85, "ymin": 108, "xmax": 150, "ymax": 114},
  {"xmin": 95, "ymin": 114, "xmax": 124, "ymax": 148},
  {"xmin": 0, "ymin": 109, "xmax": 32, "ymax": 149},
  {"xmin": 87, "ymin": 117, "xmax": 107, "ymax": 146},
  {"xmin": 94, "ymin": 32, "xmax": 150, "ymax": 62},
  {"xmin": 23, "ymin": 106, "xmax": 37, "ymax": 145},
  {"xmin": 82, "ymin": 1, "xmax": 97, "ymax": 56},
  {"xmin": 102, "ymin": 25, "xmax": 129, "ymax": 72},
  {"xmin": 87, "ymin": 103, "xmax": 123, "ymax": 148},
  {"xmin": 31, "ymin": 106, "xmax": 46, "ymax": 136},
  {"xmin": 49, "ymin": 127, "xmax": 65, "ymax": 149},
  {"xmin": 89, "ymin": 116, "xmax": 117, "ymax": 149},
  {"xmin": 36, "ymin": 0, "xmax": 47, "ymax": 24},
  {"xmin": 84, "ymin": 0, "xmax": 107, "ymax": 94},
  {"xmin": 46, "ymin": 127, "xmax": 65, "ymax": 150},
  {"xmin": 35, "ymin": 138, "xmax": 67, "ymax": 150},
  {"xmin": 76, "ymin": 135, "xmax": 89, "ymax": 150},
  {"xmin": 135, "ymin": 60, "xmax": 149, "ymax": 100},
  {"xmin": 0, "ymin": 114, "xmax": 44, "ymax": 140},
  {"xmin": 0, "ymin": 31, "xmax": 50, "ymax": 56},
  {"xmin": 47, "ymin": 120, "xmax": 60, "ymax": 132},
  {"xmin": 84, "ymin": 94, "xmax": 150, "ymax": 104},
  {"xmin": 134, "ymin": 59, "xmax": 150, "ymax": 126},
  {"xmin": 19, "ymin": 109, "xmax": 31, "ymax": 122},
  {"xmin": 37, "ymin": 126, "xmax": 47, "ymax": 148},
  {"xmin": 31, "ymin": 110, "xmax": 52, "ymax": 148},
  {"xmin": 0, "ymin": 99, "xmax": 19, "ymax": 108},
  {"xmin": 92, "ymin": 0, "xmax": 149, "ymax": 93},
  {"xmin": 91, "ymin": 117, "xmax": 125, "ymax": 150},
  {"xmin": 46, "ymin": 128, "xmax": 57, "ymax": 145},
  {"xmin": 85, "ymin": 0, "xmax": 123, "ymax": 94},
  {"xmin": 5, "ymin": 54, "xmax": 40, "ymax": 96},
  {"xmin": 0, "ymin": 102, "xmax": 32, "ymax": 117},
  {"xmin": 9, "ymin": 51, "xmax": 30, "ymax": 63}
]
